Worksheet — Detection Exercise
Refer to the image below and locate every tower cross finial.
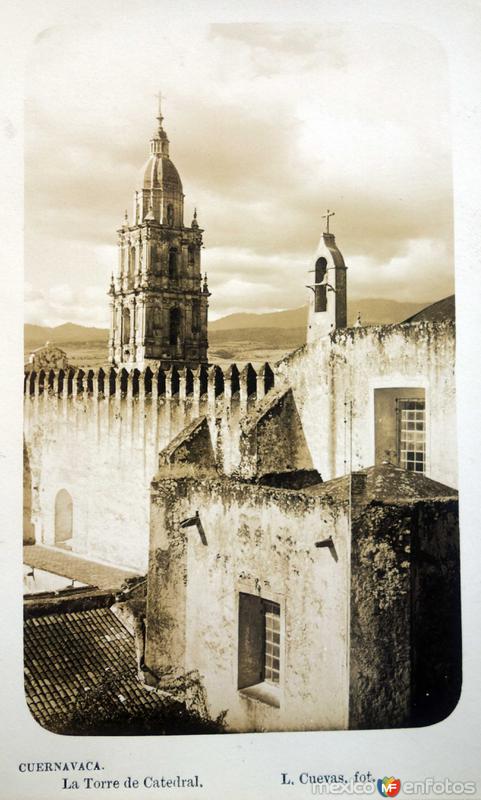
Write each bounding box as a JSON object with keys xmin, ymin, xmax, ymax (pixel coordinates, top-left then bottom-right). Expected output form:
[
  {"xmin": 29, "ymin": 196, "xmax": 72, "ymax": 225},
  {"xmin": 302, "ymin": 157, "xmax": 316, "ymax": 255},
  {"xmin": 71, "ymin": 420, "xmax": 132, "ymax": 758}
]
[
  {"xmin": 321, "ymin": 209, "xmax": 335, "ymax": 234},
  {"xmin": 155, "ymin": 90, "xmax": 165, "ymax": 130}
]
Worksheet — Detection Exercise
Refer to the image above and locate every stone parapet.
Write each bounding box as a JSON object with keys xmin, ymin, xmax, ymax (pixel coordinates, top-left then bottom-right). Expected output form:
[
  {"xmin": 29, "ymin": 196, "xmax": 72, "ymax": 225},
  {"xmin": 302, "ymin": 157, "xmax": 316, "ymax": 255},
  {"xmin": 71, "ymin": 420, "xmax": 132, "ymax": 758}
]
[{"xmin": 24, "ymin": 361, "xmax": 275, "ymax": 410}]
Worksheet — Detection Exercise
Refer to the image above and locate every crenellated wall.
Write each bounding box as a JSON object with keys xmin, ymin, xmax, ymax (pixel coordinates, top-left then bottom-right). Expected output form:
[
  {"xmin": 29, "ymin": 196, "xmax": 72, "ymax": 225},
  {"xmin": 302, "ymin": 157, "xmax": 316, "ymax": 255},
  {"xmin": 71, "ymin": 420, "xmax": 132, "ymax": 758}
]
[
  {"xmin": 23, "ymin": 362, "xmax": 276, "ymax": 571},
  {"xmin": 23, "ymin": 319, "xmax": 456, "ymax": 575}
]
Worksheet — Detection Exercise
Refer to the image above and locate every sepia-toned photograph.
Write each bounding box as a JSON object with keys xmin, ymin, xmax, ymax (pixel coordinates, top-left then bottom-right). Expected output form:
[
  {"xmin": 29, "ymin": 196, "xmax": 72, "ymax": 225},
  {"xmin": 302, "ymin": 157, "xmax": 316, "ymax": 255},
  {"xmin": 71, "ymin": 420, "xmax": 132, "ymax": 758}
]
[{"xmin": 22, "ymin": 18, "xmax": 461, "ymax": 739}]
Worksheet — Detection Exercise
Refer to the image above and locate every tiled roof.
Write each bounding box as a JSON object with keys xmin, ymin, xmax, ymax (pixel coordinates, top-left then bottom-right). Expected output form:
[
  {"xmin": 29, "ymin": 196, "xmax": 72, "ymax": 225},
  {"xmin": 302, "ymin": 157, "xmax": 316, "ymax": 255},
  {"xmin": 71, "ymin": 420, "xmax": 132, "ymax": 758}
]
[
  {"xmin": 24, "ymin": 607, "xmax": 159, "ymax": 730},
  {"xmin": 403, "ymin": 294, "xmax": 455, "ymax": 323},
  {"xmin": 304, "ymin": 463, "xmax": 457, "ymax": 503}
]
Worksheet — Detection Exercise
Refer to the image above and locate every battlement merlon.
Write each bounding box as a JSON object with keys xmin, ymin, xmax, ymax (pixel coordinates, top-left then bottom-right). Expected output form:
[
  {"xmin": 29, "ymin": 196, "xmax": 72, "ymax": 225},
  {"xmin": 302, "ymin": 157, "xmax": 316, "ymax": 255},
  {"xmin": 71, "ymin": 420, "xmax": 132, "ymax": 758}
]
[{"xmin": 23, "ymin": 362, "xmax": 276, "ymax": 406}]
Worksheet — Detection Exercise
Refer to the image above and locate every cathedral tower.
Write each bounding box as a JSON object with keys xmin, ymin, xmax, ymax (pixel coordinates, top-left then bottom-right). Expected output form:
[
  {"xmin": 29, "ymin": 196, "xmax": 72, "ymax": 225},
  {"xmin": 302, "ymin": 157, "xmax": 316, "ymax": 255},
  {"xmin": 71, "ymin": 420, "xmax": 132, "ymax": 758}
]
[
  {"xmin": 108, "ymin": 101, "xmax": 209, "ymax": 369},
  {"xmin": 306, "ymin": 211, "xmax": 347, "ymax": 343}
]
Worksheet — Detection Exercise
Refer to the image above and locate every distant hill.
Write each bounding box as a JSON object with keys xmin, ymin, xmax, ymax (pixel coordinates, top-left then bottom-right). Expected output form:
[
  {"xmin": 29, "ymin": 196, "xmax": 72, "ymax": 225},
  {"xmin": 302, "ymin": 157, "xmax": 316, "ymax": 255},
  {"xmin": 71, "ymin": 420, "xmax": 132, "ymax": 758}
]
[
  {"xmin": 210, "ymin": 299, "xmax": 429, "ymax": 332},
  {"xmin": 25, "ymin": 323, "xmax": 109, "ymax": 350},
  {"xmin": 24, "ymin": 298, "xmax": 434, "ymax": 361},
  {"xmin": 210, "ymin": 307, "xmax": 308, "ymax": 331}
]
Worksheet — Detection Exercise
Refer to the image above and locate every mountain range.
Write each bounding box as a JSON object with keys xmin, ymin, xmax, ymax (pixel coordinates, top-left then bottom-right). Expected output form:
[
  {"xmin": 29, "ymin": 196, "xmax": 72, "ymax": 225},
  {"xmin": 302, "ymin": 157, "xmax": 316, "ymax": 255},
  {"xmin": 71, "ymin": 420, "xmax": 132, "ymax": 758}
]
[{"xmin": 25, "ymin": 298, "xmax": 430, "ymax": 351}]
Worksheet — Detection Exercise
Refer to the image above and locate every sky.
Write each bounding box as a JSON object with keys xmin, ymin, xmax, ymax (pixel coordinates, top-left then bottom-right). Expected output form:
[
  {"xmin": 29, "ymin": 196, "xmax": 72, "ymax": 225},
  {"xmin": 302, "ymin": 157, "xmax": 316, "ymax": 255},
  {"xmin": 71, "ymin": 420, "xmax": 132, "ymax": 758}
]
[{"xmin": 24, "ymin": 17, "xmax": 454, "ymax": 327}]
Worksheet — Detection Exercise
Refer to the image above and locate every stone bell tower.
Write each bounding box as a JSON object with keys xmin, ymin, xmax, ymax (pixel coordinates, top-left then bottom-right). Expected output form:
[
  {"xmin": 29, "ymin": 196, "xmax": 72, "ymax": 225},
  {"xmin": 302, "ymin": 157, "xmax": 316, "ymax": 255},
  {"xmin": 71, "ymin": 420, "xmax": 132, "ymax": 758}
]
[
  {"xmin": 306, "ymin": 210, "xmax": 347, "ymax": 343},
  {"xmin": 108, "ymin": 99, "xmax": 210, "ymax": 369}
]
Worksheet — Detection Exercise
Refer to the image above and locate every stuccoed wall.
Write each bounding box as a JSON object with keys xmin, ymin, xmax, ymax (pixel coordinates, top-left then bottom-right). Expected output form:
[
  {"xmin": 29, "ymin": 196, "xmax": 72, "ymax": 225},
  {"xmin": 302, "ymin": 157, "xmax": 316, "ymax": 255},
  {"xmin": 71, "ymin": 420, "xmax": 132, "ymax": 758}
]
[
  {"xmin": 349, "ymin": 498, "xmax": 460, "ymax": 730},
  {"xmin": 276, "ymin": 321, "xmax": 456, "ymax": 488},
  {"xmin": 410, "ymin": 499, "xmax": 461, "ymax": 726},
  {"xmin": 145, "ymin": 477, "xmax": 350, "ymax": 733},
  {"xmin": 349, "ymin": 502, "xmax": 414, "ymax": 729},
  {"xmin": 23, "ymin": 364, "xmax": 268, "ymax": 571},
  {"xmin": 24, "ymin": 394, "xmax": 221, "ymax": 570},
  {"xmin": 238, "ymin": 388, "xmax": 314, "ymax": 480}
]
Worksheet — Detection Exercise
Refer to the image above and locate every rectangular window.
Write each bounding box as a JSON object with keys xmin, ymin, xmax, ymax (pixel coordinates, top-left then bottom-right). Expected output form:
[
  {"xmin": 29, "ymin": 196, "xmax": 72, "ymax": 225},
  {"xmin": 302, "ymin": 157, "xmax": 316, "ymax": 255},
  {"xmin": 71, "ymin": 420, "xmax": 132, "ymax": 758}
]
[
  {"xmin": 398, "ymin": 398, "xmax": 426, "ymax": 473},
  {"xmin": 374, "ymin": 387, "xmax": 425, "ymax": 468},
  {"xmin": 238, "ymin": 593, "xmax": 281, "ymax": 691},
  {"xmin": 263, "ymin": 600, "xmax": 280, "ymax": 684}
]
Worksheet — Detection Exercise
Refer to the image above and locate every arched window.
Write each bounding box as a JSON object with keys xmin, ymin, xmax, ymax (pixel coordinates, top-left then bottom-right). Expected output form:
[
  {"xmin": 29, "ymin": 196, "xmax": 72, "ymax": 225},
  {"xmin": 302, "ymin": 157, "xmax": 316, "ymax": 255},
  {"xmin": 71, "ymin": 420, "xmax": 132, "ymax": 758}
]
[
  {"xmin": 151, "ymin": 244, "xmax": 160, "ymax": 275},
  {"xmin": 23, "ymin": 441, "xmax": 35, "ymax": 545},
  {"xmin": 55, "ymin": 489, "xmax": 73, "ymax": 546},
  {"xmin": 314, "ymin": 257, "xmax": 328, "ymax": 313},
  {"xmin": 169, "ymin": 307, "xmax": 181, "ymax": 346},
  {"xmin": 152, "ymin": 307, "xmax": 162, "ymax": 336},
  {"xmin": 192, "ymin": 299, "xmax": 201, "ymax": 333},
  {"xmin": 167, "ymin": 204, "xmax": 174, "ymax": 226},
  {"xmin": 315, "ymin": 257, "xmax": 327, "ymax": 285},
  {"xmin": 129, "ymin": 246, "xmax": 136, "ymax": 275},
  {"xmin": 168, "ymin": 248, "xmax": 178, "ymax": 280},
  {"xmin": 188, "ymin": 244, "xmax": 196, "ymax": 266},
  {"xmin": 122, "ymin": 307, "xmax": 131, "ymax": 344}
]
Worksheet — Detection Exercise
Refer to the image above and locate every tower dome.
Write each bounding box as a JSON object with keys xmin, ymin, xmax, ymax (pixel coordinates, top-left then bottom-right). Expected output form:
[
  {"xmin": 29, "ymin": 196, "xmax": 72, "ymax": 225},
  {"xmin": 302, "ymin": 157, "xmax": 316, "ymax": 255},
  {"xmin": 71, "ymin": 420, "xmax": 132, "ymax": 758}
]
[
  {"xmin": 132, "ymin": 99, "xmax": 184, "ymax": 226},
  {"xmin": 109, "ymin": 98, "xmax": 208, "ymax": 371},
  {"xmin": 140, "ymin": 155, "xmax": 182, "ymax": 192}
]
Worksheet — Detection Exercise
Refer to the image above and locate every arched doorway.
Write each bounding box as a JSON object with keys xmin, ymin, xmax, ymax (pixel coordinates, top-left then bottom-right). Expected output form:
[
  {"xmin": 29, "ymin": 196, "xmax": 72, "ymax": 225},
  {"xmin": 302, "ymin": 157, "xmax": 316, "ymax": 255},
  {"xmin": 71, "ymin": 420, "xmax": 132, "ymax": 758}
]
[
  {"xmin": 55, "ymin": 489, "xmax": 73, "ymax": 547},
  {"xmin": 23, "ymin": 440, "xmax": 35, "ymax": 545}
]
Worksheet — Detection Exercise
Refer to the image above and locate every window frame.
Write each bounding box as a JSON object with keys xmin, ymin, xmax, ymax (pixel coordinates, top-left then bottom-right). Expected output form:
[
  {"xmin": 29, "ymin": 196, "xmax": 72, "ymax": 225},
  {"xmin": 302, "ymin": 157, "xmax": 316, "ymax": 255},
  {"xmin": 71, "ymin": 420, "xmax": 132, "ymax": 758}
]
[
  {"xmin": 396, "ymin": 396, "xmax": 426, "ymax": 474},
  {"xmin": 237, "ymin": 587, "xmax": 284, "ymax": 708},
  {"xmin": 372, "ymin": 385, "xmax": 428, "ymax": 474}
]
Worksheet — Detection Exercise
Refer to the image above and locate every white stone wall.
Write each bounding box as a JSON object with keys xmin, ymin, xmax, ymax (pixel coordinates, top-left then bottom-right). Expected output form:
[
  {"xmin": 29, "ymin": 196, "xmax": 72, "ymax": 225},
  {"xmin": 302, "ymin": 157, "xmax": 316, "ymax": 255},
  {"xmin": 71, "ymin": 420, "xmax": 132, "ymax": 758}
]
[
  {"xmin": 23, "ymin": 319, "xmax": 456, "ymax": 574},
  {"xmin": 147, "ymin": 479, "xmax": 351, "ymax": 733},
  {"xmin": 277, "ymin": 321, "xmax": 457, "ymax": 489},
  {"xmin": 23, "ymin": 390, "xmax": 249, "ymax": 571}
]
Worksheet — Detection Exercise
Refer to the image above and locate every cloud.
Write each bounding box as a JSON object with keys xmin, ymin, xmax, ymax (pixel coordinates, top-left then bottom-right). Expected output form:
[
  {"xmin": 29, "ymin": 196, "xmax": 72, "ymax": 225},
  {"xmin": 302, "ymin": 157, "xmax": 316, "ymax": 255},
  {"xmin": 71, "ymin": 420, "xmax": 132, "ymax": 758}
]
[
  {"xmin": 25, "ymin": 18, "xmax": 453, "ymax": 326},
  {"xmin": 25, "ymin": 282, "xmax": 110, "ymax": 328}
]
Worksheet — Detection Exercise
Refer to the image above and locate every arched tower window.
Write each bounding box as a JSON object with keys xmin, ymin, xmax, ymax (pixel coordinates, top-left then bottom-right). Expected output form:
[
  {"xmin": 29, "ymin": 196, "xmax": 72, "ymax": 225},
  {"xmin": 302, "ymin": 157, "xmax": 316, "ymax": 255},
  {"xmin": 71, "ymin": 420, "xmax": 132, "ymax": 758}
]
[
  {"xmin": 122, "ymin": 307, "xmax": 131, "ymax": 344},
  {"xmin": 129, "ymin": 245, "xmax": 136, "ymax": 275},
  {"xmin": 169, "ymin": 307, "xmax": 181, "ymax": 346},
  {"xmin": 151, "ymin": 243, "xmax": 160, "ymax": 275},
  {"xmin": 55, "ymin": 489, "xmax": 73, "ymax": 546},
  {"xmin": 167, "ymin": 204, "xmax": 174, "ymax": 227},
  {"xmin": 168, "ymin": 248, "xmax": 178, "ymax": 280},
  {"xmin": 188, "ymin": 244, "xmax": 195, "ymax": 266},
  {"xmin": 192, "ymin": 299, "xmax": 201, "ymax": 333},
  {"xmin": 152, "ymin": 307, "xmax": 162, "ymax": 337},
  {"xmin": 315, "ymin": 257, "xmax": 327, "ymax": 285},
  {"xmin": 314, "ymin": 257, "xmax": 328, "ymax": 313}
]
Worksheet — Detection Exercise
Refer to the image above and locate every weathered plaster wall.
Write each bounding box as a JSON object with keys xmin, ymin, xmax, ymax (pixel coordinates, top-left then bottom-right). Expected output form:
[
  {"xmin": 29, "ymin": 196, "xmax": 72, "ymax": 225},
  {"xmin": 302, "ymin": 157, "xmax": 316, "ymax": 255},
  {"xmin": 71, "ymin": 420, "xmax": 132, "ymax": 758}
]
[
  {"xmin": 349, "ymin": 498, "xmax": 460, "ymax": 729},
  {"xmin": 238, "ymin": 388, "xmax": 313, "ymax": 480},
  {"xmin": 145, "ymin": 477, "xmax": 350, "ymax": 732},
  {"xmin": 349, "ymin": 503, "xmax": 413, "ymax": 729},
  {"xmin": 410, "ymin": 500, "xmax": 461, "ymax": 726},
  {"xmin": 277, "ymin": 321, "xmax": 456, "ymax": 487},
  {"xmin": 23, "ymin": 365, "xmax": 268, "ymax": 570}
]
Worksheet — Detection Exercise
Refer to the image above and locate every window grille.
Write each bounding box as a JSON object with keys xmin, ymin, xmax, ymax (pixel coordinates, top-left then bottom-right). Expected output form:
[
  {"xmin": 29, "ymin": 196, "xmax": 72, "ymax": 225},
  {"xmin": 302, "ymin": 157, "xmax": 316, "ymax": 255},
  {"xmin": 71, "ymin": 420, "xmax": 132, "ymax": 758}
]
[
  {"xmin": 398, "ymin": 398, "xmax": 426, "ymax": 473},
  {"xmin": 263, "ymin": 600, "xmax": 280, "ymax": 685},
  {"xmin": 238, "ymin": 593, "xmax": 281, "ymax": 690}
]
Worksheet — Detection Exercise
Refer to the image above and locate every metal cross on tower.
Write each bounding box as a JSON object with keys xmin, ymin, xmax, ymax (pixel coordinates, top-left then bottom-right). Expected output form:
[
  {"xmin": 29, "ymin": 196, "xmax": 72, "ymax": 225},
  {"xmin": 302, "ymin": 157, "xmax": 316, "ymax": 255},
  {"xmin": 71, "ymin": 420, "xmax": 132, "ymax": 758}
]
[
  {"xmin": 155, "ymin": 91, "xmax": 165, "ymax": 126},
  {"xmin": 321, "ymin": 209, "xmax": 335, "ymax": 233}
]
